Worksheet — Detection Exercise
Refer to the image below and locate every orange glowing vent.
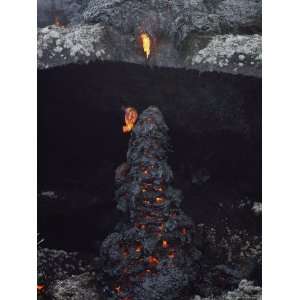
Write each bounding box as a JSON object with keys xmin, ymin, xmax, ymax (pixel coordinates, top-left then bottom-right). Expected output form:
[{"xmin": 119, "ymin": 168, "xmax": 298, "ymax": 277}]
[
  {"xmin": 37, "ymin": 284, "xmax": 45, "ymax": 293},
  {"xmin": 140, "ymin": 33, "xmax": 151, "ymax": 59},
  {"xmin": 148, "ymin": 256, "xmax": 159, "ymax": 266},
  {"xmin": 123, "ymin": 107, "xmax": 138, "ymax": 133},
  {"xmin": 162, "ymin": 240, "xmax": 169, "ymax": 248}
]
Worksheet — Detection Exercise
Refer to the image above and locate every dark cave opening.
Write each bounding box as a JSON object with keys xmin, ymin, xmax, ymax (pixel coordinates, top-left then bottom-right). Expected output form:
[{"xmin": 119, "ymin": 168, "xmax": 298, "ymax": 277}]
[{"xmin": 37, "ymin": 61, "xmax": 261, "ymax": 253}]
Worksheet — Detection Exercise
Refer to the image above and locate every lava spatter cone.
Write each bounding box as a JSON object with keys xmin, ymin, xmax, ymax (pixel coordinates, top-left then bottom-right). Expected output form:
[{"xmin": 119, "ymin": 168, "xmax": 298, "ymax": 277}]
[{"xmin": 99, "ymin": 106, "xmax": 201, "ymax": 300}]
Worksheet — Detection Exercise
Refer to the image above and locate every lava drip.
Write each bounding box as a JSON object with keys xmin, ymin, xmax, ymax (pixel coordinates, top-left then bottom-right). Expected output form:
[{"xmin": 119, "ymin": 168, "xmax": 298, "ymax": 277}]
[{"xmin": 99, "ymin": 106, "xmax": 201, "ymax": 300}]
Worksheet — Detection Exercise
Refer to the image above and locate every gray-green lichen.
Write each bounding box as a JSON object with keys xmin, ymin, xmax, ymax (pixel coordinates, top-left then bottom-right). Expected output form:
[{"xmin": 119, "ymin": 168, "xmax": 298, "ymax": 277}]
[
  {"xmin": 190, "ymin": 34, "xmax": 261, "ymax": 75},
  {"xmin": 37, "ymin": 24, "xmax": 261, "ymax": 77},
  {"xmin": 37, "ymin": 24, "xmax": 110, "ymax": 69}
]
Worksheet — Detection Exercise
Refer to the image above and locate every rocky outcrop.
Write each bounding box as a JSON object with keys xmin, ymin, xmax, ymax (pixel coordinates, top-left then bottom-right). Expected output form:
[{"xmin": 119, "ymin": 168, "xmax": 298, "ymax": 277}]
[
  {"xmin": 37, "ymin": 0, "xmax": 261, "ymax": 77},
  {"xmin": 83, "ymin": 0, "xmax": 261, "ymax": 37},
  {"xmin": 48, "ymin": 272, "xmax": 102, "ymax": 300},
  {"xmin": 99, "ymin": 107, "xmax": 201, "ymax": 300},
  {"xmin": 37, "ymin": 24, "xmax": 261, "ymax": 77},
  {"xmin": 37, "ymin": 0, "xmax": 85, "ymax": 27},
  {"xmin": 191, "ymin": 279, "xmax": 262, "ymax": 300}
]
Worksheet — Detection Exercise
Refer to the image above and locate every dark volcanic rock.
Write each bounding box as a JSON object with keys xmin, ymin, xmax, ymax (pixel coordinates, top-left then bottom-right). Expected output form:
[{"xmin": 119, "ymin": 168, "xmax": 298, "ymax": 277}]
[
  {"xmin": 37, "ymin": 248, "xmax": 95, "ymax": 283},
  {"xmin": 37, "ymin": 0, "xmax": 86, "ymax": 27},
  {"xmin": 99, "ymin": 106, "xmax": 201, "ymax": 300},
  {"xmin": 83, "ymin": 0, "xmax": 261, "ymax": 37},
  {"xmin": 37, "ymin": 24, "xmax": 261, "ymax": 77},
  {"xmin": 37, "ymin": 0, "xmax": 261, "ymax": 77}
]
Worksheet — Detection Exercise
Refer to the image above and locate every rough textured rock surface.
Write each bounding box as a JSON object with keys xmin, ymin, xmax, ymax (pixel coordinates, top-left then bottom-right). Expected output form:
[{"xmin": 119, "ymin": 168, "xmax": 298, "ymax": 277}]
[
  {"xmin": 191, "ymin": 279, "xmax": 262, "ymax": 300},
  {"xmin": 48, "ymin": 272, "xmax": 102, "ymax": 300},
  {"xmin": 37, "ymin": 247, "xmax": 95, "ymax": 283},
  {"xmin": 83, "ymin": 0, "xmax": 261, "ymax": 37},
  {"xmin": 37, "ymin": 0, "xmax": 261, "ymax": 77},
  {"xmin": 99, "ymin": 106, "xmax": 201, "ymax": 300},
  {"xmin": 37, "ymin": 24, "xmax": 261, "ymax": 77},
  {"xmin": 37, "ymin": 0, "xmax": 86, "ymax": 27}
]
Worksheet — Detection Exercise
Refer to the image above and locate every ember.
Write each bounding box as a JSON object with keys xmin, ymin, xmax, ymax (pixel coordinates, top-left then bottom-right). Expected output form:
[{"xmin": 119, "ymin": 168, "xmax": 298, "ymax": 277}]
[
  {"xmin": 115, "ymin": 286, "xmax": 121, "ymax": 294},
  {"xmin": 162, "ymin": 240, "xmax": 169, "ymax": 248},
  {"xmin": 37, "ymin": 284, "xmax": 45, "ymax": 293},
  {"xmin": 155, "ymin": 196, "xmax": 164, "ymax": 204},
  {"xmin": 140, "ymin": 32, "xmax": 151, "ymax": 59},
  {"xmin": 122, "ymin": 107, "xmax": 138, "ymax": 133},
  {"xmin": 148, "ymin": 256, "xmax": 159, "ymax": 266},
  {"xmin": 135, "ymin": 243, "xmax": 143, "ymax": 253}
]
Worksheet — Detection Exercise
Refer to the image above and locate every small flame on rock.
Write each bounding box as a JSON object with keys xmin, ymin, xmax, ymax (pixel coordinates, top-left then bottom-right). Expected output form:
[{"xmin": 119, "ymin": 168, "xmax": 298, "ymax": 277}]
[
  {"xmin": 140, "ymin": 33, "xmax": 151, "ymax": 59},
  {"xmin": 123, "ymin": 107, "xmax": 138, "ymax": 133}
]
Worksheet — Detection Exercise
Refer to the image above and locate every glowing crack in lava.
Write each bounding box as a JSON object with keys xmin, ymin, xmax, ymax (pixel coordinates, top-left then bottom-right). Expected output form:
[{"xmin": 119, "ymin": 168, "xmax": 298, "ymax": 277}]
[
  {"xmin": 101, "ymin": 107, "xmax": 200, "ymax": 300},
  {"xmin": 122, "ymin": 107, "xmax": 138, "ymax": 133},
  {"xmin": 140, "ymin": 33, "xmax": 151, "ymax": 59},
  {"xmin": 37, "ymin": 284, "xmax": 45, "ymax": 294}
]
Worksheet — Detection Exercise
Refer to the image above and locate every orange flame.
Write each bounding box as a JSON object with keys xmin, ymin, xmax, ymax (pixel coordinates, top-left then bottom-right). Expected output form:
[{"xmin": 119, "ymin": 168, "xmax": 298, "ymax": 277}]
[
  {"xmin": 123, "ymin": 107, "xmax": 138, "ymax": 133},
  {"xmin": 148, "ymin": 256, "xmax": 159, "ymax": 266},
  {"xmin": 140, "ymin": 33, "xmax": 151, "ymax": 59}
]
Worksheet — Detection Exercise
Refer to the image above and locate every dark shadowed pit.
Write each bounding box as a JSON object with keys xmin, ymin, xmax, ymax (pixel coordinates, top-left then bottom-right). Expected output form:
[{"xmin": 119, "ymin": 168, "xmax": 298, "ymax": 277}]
[{"xmin": 37, "ymin": 61, "xmax": 261, "ymax": 253}]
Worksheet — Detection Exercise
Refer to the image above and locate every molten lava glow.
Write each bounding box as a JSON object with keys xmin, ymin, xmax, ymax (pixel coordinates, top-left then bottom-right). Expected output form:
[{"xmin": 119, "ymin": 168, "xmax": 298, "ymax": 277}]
[
  {"xmin": 37, "ymin": 284, "xmax": 45, "ymax": 293},
  {"xmin": 140, "ymin": 33, "xmax": 151, "ymax": 59},
  {"xmin": 162, "ymin": 240, "xmax": 169, "ymax": 248},
  {"xmin": 168, "ymin": 251, "xmax": 175, "ymax": 259},
  {"xmin": 155, "ymin": 196, "xmax": 164, "ymax": 204},
  {"xmin": 148, "ymin": 256, "xmax": 159, "ymax": 265},
  {"xmin": 123, "ymin": 107, "xmax": 138, "ymax": 133},
  {"xmin": 136, "ymin": 244, "xmax": 143, "ymax": 253}
]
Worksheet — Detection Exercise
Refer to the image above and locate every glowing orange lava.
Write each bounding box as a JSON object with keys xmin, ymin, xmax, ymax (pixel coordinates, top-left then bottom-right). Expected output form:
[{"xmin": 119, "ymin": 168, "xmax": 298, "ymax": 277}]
[
  {"xmin": 37, "ymin": 284, "xmax": 45, "ymax": 293},
  {"xmin": 155, "ymin": 196, "xmax": 164, "ymax": 204},
  {"xmin": 123, "ymin": 107, "xmax": 138, "ymax": 133},
  {"xmin": 162, "ymin": 240, "xmax": 169, "ymax": 248},
  {"xmin": 136, "ymin": 243, "xmax": 143, "ymax": 253},
  {"xmin": 140, "ymin": 33, "xmax": 151, "ymax": 59},
  {"xmin": 148, "ymin": 256, "xmax": 159, "ymax": 266}
]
